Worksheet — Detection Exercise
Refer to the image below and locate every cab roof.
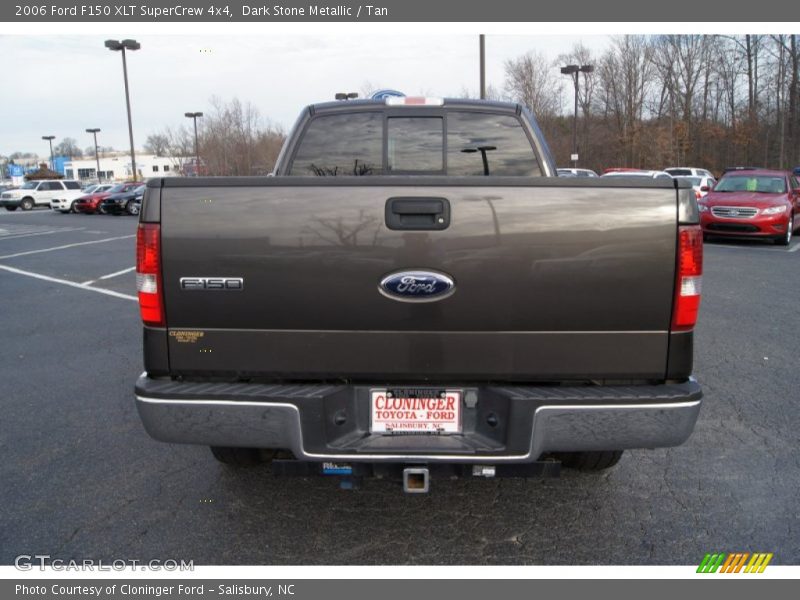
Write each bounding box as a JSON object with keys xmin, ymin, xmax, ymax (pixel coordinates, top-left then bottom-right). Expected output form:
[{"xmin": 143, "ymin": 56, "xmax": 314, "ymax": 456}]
[{"xmin": 308, "ymin": 97, "xmax": 522, "ymax": 115}]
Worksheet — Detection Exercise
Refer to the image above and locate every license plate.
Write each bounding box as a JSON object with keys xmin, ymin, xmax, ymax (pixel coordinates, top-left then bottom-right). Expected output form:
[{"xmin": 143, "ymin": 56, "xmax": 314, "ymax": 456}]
[{"xmin": 370, "ymin": 389, "xmax": 461, "ymax": 434}]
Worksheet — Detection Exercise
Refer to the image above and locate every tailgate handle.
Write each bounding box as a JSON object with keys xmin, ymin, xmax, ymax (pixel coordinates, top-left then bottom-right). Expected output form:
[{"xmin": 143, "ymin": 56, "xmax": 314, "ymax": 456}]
[{"xmin": 385, "ymin": 197, "xmax": 450, "ymax": 230}]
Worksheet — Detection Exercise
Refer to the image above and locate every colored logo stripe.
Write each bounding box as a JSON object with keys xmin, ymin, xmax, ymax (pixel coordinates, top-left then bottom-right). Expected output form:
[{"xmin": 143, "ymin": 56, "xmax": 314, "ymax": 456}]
[
  {"xmin": 745, "ymin": 553, "xmax": 773, "ymax": 573},
  {"xmin": 697, "ymin": 553, "xmax": 725, "ymax": 573},
  {"xmin": 697, "ymin": 552, "xmax": 773, "ymax": 573}
]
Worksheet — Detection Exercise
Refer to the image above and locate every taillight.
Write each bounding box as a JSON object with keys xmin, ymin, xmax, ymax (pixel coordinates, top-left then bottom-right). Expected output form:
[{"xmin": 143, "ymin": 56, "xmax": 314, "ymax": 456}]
[
  {"xmin": 672, "ymin": 225, "xmax": 703, "ymax": 331},
  {"xmin": 136, "ymin": 223, "xmax": 165, "ymax": 327}
]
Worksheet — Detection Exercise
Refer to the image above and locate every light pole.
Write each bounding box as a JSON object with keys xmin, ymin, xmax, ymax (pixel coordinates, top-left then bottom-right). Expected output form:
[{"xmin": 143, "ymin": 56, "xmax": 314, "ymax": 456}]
[
  {"xmin": 184, "ymin": 112, "xmax": 203, "ymax": 173},
  {"xmin": 42, "ymin": 135, "xmax": 55, "ymax": 171},
  {"xmin": 105, "ymin": 39, "xmax": 140, "ymax": 181},
  {"xmin": 479, "ymin": 34, "xmax": 486, "ymax": 100},
  {"xmin": 560, "ymin": 64, "xmax": 594, "ymax": 168},
  {"xmin": 86, "ymin": 128, "xmax": 101, "ymax": 181}
]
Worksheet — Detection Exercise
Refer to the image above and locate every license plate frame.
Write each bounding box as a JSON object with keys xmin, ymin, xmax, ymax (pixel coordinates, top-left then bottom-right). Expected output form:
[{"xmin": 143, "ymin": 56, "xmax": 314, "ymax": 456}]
[{"xmin": 370, "ymin": 388, "xmax": 462, "ymax": 434}]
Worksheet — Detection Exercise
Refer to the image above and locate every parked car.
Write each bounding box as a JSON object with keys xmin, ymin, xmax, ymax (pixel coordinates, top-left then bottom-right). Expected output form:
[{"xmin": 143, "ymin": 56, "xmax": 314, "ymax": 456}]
[
  {"xmin": 100, "ymin": 184, "xmax": 145, "ymax": 215},
  {"xmin": 602, "ymin": 170, "xmax": 674, "ymax": 180},
  {"xmin": 699, "ymin": 169, "xmax": 799, "ymax": 245},
  {"xmin": 51, "ymin": 183, "xmax": 116, "ymax": 213},
  {"xmin": 675, "ymin": 175, "xmax": 716, "ymax": 199},
  {"xmin": 73, "ymin": 182, "xmax": 140, "ymax": 214},
  {"xmin": 664, "ymin": 167, "xmax": 715, "ymax": 178},
  {"xmin": 0, "ymin": 179, "xmax": 83, "ymax": 211},
  {"xmin": 557, "ymin": 168, "xmax": 598, "ymax": 177}
]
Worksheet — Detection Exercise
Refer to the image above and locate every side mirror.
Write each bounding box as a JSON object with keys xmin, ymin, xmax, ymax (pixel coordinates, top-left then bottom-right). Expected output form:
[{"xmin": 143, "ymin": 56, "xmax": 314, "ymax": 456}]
[{"xmin": 700, "ymin": 185, "xmax": 710, "ymax": 192}]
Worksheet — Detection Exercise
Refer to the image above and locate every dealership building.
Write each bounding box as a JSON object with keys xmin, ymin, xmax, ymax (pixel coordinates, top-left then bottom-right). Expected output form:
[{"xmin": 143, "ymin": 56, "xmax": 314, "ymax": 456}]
[{"xmin": 62, "ymin": 154, "xmax": 188, "ymax": 182}]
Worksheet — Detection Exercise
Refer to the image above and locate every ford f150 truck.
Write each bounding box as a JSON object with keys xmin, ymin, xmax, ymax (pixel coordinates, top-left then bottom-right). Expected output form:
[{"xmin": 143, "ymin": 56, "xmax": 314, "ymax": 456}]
[{"xmin": 134, "ymin": 97, "xmax": 703, "ymax": 492}]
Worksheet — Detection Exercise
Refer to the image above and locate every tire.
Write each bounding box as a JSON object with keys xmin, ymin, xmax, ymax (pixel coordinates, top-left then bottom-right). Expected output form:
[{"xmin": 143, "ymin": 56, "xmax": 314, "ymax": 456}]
[
  {"xmin": 210, "ymin": 446, "xmax": 267, "ymax": 467},
  {"xmin": 20, "ymin": 197, "xmax": 34, "ymax": 211},
  {"xmin": 5, "ymin": 206, "xmax": 17, "ymax": 211},
  {"xmin": 126, "ymin": 200, "xmax": 140, "ymax": 216},
  {"xmin": 70, "ymin": 201, "xmax": 79, "ymax": 213},
  {"xmin": 555, "ymin": 450, "xmax": 624, "ymax": 471},
  {"xmin": 96, "ymin": 205, "xmax": 106, "ymax": 215},
  {"xmin": 774, "ymin": 214, "xmax": 793, "ymax": 246}
]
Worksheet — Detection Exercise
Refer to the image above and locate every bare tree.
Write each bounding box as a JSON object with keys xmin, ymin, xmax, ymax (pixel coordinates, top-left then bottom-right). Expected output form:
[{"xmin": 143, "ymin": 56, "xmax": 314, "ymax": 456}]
[
  {"xmin": 54, "ymin": 138, "xmax": 83, "ymax": 159},
  {"xmin": 144, "ymin": 133, "xmax": 170, "ymax": 156},
  {"xmin": 503, "ymin": 51, "xmax": 562, "ymax": 120},
  {"xmin": 595, "ymin": 35, "xmax": 655, "ymax": 166},
  {"xmin": 199, "ymin": 96, "xmax": 285, "ymax": 176}
]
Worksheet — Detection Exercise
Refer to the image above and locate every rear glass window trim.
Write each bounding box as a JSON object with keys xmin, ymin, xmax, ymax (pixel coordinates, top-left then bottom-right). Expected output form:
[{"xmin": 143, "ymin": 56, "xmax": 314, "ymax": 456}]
[{"xmin": 286, "ymin": 107, "xmax": 542, "ymax": 177}]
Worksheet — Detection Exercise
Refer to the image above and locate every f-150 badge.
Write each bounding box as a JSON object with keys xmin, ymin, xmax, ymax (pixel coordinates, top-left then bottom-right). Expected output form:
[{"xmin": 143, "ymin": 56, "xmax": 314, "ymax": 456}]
[
  {"xmin": 379, "ymin": 270, "xmax": 455, "ymax": 303},
  {"xmin": 180, "ymin": 277, "xmax": 244, "ymax": 290}
]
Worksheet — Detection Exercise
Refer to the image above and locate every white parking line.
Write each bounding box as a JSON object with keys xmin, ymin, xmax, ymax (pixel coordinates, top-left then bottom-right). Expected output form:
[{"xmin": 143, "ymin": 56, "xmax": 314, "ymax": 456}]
[
  {"xmin": 0, "ymin": 264, "xmax": 137, "ymax": 302},
  {"xmin": 82, "ymin": 266, "xmax": 136, "ymax": 286},
  {"xmin": 0, "ymin": 228, "xmax": 84, "ymax": 241},
  {"xmin": 0, "ymin": 235, "xmax": 134, "ymax": 260},
  {"xmin": 0, "ymin": 210, "xmax": 53, "ymax": 216},
  {"xmin": 788, "ymin": 243, "xmax": 800, "ymax": 253}
]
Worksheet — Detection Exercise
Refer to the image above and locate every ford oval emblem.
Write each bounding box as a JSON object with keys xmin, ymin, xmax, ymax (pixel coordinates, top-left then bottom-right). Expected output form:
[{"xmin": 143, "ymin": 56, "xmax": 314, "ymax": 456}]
[{"xmin": 379, "ymin": 270, "xmax": 456, "ymax": 303}]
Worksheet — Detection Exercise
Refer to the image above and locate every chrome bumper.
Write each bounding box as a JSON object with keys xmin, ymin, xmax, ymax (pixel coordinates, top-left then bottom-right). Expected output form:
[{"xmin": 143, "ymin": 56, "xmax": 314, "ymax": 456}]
[{"xmin": 135, "ymin": 375, "xmax": 702, "ymax": 463}]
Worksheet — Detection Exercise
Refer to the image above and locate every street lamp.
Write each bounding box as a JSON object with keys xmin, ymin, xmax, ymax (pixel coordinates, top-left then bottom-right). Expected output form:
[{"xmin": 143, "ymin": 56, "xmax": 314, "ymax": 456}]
[
  {"xmin": 86, "ymin": 128, "xmax": 101, "ymax": 182},
  {"xmin": 105, "ymin": 38, "xmax": 140, "ymax": 181},
  {"xmin": 184, "ymin": 112, "xmax": 203, "ymax": 172},
  {"xmin": 479, "ymin": 34, "xmax": 486, "ymax": 100},
  {"xmin": 42, "ymin": 135, "xmax": 55, "ymax": 171},
  {"xmin": 560, "ymin": 64, "xmax": 594, "ymax": 168}
]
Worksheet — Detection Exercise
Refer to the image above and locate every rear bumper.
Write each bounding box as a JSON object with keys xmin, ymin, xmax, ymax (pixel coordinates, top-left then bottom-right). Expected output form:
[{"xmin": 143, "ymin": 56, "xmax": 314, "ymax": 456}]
[{"xmin": 135, "ymin": 375, "xmax": 702, "ymax": 463}]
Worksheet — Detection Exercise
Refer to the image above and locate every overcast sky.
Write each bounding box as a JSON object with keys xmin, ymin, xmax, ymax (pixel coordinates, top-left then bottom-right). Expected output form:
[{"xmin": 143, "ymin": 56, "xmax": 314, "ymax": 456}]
[{"xmin": 0, "ymin": 34, "xmax": 611, "ymax": 157}]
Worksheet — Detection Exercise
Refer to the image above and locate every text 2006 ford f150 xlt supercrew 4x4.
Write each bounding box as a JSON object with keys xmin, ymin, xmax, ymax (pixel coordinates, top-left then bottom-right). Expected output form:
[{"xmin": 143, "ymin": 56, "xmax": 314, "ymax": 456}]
[{"xmin": 134, "ymin": 97, "xmax": 703, "ymax": 491}]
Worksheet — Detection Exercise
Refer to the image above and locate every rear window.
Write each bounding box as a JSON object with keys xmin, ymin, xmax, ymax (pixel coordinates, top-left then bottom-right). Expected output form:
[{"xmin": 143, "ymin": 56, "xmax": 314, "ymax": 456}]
[
  {"xmin": 290, "ymin": 112, "xmax": 383, "ymax": 176},
  {"xmin": 288, "ymin": 109, "xmax": 541, "ymax": 177},
  {"xmin": 447, "ymin": 112, "xmax": 541, "ymax": 176},
  {"xmin": 387, "ymin": 117, "xmax": 443, "ymax": 173}
]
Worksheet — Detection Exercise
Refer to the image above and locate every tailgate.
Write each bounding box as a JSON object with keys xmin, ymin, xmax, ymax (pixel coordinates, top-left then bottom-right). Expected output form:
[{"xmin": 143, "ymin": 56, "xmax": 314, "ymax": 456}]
[{"xmin": 157, "ymin": 179, "xmax": 677, "ymax": 381}]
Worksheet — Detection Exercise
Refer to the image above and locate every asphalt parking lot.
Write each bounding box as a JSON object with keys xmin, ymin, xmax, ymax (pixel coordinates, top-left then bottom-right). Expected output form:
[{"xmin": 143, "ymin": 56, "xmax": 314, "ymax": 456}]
[{"xmin": 1, "ymin": 208, "xmax": 799, "ymax": 566}]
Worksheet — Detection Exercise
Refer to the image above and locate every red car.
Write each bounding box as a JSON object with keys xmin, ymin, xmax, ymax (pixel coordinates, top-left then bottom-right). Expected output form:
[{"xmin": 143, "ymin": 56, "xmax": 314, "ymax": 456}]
[
  {"xmin": 73, "ymin": 182, "xmax": 140, "ymax": 214},
  {"xmin": 699, "ymin": 169, "xmax": 800, "ymax": 246}
]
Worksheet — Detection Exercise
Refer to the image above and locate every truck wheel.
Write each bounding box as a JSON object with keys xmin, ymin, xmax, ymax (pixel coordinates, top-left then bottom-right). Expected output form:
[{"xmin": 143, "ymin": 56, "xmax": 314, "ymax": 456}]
[
  {"xmin": 210, "ymin": 446, "xmax": 265, "ymax": 466},
  {"xmin": 20, "ymin": 197, "xmax": 34, "ymax": 211},
  {"xmin": 555, "ymin": 450, "xmax": 624, "ymax": 471}
]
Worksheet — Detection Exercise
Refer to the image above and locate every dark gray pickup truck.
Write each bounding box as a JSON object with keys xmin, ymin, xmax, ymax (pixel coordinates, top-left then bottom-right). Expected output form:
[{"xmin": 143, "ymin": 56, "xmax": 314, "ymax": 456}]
[{"xmin": 134, "ymin": 97, "xmax": 703, "ymax": 492}]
